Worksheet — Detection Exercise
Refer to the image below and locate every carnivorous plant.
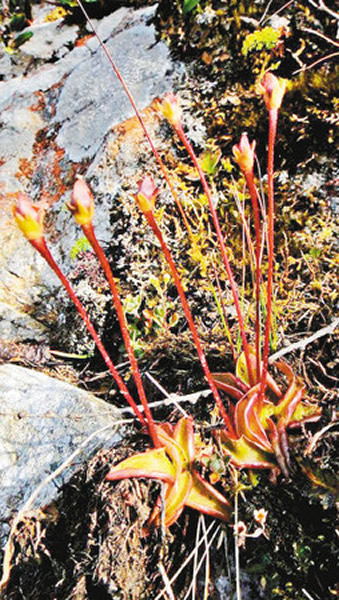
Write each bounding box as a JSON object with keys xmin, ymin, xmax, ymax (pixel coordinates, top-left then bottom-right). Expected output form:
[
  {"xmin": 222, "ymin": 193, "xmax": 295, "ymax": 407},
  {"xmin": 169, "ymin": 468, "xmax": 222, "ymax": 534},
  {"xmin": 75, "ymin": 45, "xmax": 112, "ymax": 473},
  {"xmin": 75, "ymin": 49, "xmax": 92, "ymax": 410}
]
[{"xmin": 13, "ymin": 13, "xmax": 321, "ymax": 529}]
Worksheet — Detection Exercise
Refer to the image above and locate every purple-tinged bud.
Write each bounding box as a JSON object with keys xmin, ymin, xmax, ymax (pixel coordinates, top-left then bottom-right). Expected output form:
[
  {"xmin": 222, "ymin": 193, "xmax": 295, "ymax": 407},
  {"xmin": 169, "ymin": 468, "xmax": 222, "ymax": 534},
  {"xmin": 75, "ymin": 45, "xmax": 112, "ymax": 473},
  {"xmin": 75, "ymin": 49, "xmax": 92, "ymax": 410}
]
[
  {"xmin": 13, "ymin": 193, "xmax": 44, "ymax": 241},
  {"xmin": 136, "ymin": 176, "xmax": 159, "ymax": 214},
  {"xmin": 232, "ymin": 133, "xmax": 256, "ymax": 174},
  {"xmin": 67, "ymin": 178, "xmax": 94, "ymax": 226},
  {"xmin": 158, "ymin": 92, "xmax": 182, "ymax": 129},
  {"xmin": 259, "ymin": 72, "xmax": 286, "ymax": 111}
]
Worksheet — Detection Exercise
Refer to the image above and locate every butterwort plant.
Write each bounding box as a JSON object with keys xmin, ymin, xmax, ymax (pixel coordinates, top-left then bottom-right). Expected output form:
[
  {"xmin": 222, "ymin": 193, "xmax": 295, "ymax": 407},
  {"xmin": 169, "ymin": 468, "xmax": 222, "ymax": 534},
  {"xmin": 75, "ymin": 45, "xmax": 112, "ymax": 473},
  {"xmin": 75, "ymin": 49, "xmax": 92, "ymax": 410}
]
[
  {"xmin": 107, "ymin": 416, "xmax": 231, "ymax": 527},
  {"xmin": 150, "ymin": 73, "xmax": 320, "ymax": 474},
  {"xmin": 67, "ymin": 178, "xmax": 160, "ymax": 448},
  {"xmin": 13, "ymin": 184, "xmax": 232, "ymax": 527},
  {"xmin": 13, "ymin": 66, "xmax": 320, "ymax": 528}
]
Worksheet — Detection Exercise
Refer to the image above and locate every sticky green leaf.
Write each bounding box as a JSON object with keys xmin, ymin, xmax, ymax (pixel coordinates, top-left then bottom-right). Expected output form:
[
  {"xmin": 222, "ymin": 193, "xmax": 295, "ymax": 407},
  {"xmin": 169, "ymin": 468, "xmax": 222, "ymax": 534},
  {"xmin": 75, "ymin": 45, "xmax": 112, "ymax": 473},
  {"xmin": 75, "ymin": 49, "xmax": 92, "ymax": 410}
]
[
  {"xmin": 106, "ymin": 447, "xmax": 177, "ymax": 484},
  {"xmin": 187, "ymin": 470, "xmax": 231, "ymax": 521},
  {"xmin": 220, "ymin": 435, "xmax": 276, "ymax": 470}
]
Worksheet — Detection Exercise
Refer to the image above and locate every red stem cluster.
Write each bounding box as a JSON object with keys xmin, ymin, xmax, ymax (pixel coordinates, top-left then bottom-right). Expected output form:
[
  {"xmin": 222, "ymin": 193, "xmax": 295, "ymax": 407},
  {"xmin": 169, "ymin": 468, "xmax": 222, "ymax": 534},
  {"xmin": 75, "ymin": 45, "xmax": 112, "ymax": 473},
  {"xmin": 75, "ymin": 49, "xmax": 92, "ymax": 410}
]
[
  {"xmin": 24, "ymin": 1, "xmax": 284, "ymax": 458},
  {"xmin": 82, "ymin": 223, "xmax": 160, "ymax": 447},
  {"xmin": 175, "ymin": 124, "xmax": 255, "ymax": 387},
  {"xmin": 30, "ymin": 237, "xmax": 147, "ymax": 428}
]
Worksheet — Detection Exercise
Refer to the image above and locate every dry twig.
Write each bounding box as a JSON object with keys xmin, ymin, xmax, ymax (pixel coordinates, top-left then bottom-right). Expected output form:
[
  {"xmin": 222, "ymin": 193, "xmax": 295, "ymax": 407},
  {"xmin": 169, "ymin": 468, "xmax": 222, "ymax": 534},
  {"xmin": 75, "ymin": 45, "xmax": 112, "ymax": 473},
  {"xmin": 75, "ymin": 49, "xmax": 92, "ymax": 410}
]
[{"xmin": 269, "ymin": 318, "xmax": 338, "ymax": 364}]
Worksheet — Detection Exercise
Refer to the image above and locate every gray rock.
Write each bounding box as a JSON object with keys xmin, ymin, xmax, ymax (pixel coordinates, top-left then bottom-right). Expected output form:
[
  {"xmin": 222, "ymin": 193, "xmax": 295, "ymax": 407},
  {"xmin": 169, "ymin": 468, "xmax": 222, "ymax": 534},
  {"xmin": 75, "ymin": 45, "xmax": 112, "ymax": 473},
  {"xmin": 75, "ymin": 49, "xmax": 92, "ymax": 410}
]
[
  {"xmin": 0, "ymin": 6, "xmax": 178, "ymax": 160},
  {"xmin": 0, "ymin": 302, "xmax": 48, "ymax": 343},
  {"xmin": 0, "ymin": 106, "xmax": 45, "ymax": 193},
  {"xmin": 0, "ymin": 364, "xmax": 123, "ymax": 546},
  {"xmin": 20, "ymin": 19, "xmax": 78, "ymax": 61},
  {"xmin": 86, "ymin": 7, "xmax": 130, "ymax": 52},
  {"xmin": 55, "ymin": 8, "xmax": 177, "ymax": 161},
  {"xmin": 0, "ymin": 5, "xmax": 182, "ymax": 344},
  {"xmin": 0, "ymin": 52, "xmax": 12, "ymax": 80}
]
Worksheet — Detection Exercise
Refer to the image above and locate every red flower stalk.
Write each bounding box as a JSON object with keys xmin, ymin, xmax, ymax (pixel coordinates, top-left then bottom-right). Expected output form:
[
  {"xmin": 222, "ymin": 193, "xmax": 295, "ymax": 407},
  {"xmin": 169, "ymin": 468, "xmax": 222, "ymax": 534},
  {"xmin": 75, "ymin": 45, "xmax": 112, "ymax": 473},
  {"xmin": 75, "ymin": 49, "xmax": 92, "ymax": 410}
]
[
  {"xmin": 13, "ymin": 194, "xmax": 147, "ymax": 430},
  {"xmin": 159, "ymin": 94, "xmax": 255, "ymax": 387},
  {"xmin": 258, "ymin": 73, "xmax": 286, "ymax": 399},
  {"xmin": 136, "ymin": 176, "xmax": 236, "ymax": 437},
  {"xmin": 232, "ymin": 133, "xmax": 262, "ymax": 382},
  {"xmin": 69, "ymin": 179, "xmax": 160, "ymax": 448}
]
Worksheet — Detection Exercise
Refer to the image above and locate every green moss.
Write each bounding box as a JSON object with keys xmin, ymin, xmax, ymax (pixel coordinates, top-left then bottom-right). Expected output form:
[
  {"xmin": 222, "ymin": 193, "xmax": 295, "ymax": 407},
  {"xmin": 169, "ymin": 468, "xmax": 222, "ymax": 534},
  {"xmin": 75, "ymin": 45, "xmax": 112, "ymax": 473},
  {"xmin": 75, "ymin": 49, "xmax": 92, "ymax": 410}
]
[
  {"xmin": 69, "ymin": 236, "xmax": 91, "ymax": 260},
  {"xmin": 242, "ymin": 26, "xmax": 282, "ymax": 56}
]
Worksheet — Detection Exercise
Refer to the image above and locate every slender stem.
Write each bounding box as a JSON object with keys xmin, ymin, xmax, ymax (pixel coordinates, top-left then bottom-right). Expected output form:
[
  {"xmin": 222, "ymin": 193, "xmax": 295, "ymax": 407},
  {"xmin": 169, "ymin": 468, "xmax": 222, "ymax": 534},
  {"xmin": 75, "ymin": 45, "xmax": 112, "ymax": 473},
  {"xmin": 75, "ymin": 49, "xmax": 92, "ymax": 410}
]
[
  {"xmin": 144, "ymin": 211, "xmax": 236, "ymax": 436},
  {"xmin": 210, "ymin": 263, "xmax": 237, "ymax": 362},
  {"xmin": 82, "ymin": 224, "xmax": 160, "ymax": 447},
  {"xmin": 260, "ymin": 108, "xmax": 278, "ymax": 398},
  {"xmin": 234, "ymin": 470, "xmax": 242, "ymax": 600},
  {"xmin": 244, "ymin": 172, "xmax": 262, "ymax": 381},
  {"xmin": 31, "ymin": 237, "xmax": 147, "ymax": 429},
  {"xmin": 175, "ymin": 125, "xmax": 255, "ymax": 387},
  {"xmin": 74, "ymin": 0, "xmax": 194, "ymax": 242}
]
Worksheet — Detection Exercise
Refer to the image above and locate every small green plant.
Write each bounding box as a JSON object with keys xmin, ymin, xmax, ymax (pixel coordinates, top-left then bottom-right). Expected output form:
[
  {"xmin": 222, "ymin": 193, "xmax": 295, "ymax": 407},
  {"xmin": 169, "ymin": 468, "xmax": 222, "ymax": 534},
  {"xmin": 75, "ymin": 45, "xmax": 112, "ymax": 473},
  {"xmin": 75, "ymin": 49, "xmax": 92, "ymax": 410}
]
[
  {"xmin": 143, "ymin": 273, "xmax": 180, "ymax": 334},
  {"xmin": 241, "ymin": 25, "xmax": 285, "ymax": 75},
  {"xmin": 183, "ymin": 0, "xmax": 201, "ymax": 14}
]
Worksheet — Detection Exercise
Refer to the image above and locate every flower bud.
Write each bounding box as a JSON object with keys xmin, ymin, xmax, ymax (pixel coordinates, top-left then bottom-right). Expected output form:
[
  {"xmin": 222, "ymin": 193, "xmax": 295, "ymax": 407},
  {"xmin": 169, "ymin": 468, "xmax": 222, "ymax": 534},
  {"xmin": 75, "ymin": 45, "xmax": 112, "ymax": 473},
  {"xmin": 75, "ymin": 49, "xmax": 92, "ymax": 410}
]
[
  {"xmin": 232, "ymin": 133, "xmax": 256, "ymax": 174},
  {"xmin": 259, "ymin": 72, "xmax": 286, "ymax": 111},
  {"xmin": 136, "ymin": 176, "xmax": 158, "ymax": 214},
  {"xmin": 67, "ymin": 178, "xmax": 94, "ymax": 226},
  {"xmin": 13, "ymin": 193, "xmax": 44, "ymax": 241},
  {"xmin": 158, "ymin": 92, "xmax": 182, "ymax": 129}
]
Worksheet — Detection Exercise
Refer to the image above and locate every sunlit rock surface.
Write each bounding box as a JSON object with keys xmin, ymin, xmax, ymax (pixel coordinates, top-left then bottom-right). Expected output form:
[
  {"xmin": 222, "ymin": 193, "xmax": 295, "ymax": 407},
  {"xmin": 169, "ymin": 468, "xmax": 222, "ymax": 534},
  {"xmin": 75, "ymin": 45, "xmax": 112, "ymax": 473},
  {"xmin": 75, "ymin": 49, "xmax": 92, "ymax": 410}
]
[
  {"xmin": 55, "ymin": 7, "xmax": 177, "ymax": 161},
  {"xmin": 0, "ymin": 364, "xmax": 122, "ymax": 546},
  {"xmin": 0, "ymin": 4, "xmax": 181, "ymax": 341}
]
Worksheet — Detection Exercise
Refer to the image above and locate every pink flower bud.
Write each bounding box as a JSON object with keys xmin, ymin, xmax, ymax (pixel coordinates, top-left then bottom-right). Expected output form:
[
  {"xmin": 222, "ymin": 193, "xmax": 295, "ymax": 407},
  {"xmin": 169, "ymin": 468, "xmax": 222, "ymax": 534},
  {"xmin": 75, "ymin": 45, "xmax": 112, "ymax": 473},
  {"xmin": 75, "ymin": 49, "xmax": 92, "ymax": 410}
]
[
  {"xmin": 13, "ymin": 193, "xmax": 44, "ymax": 241},
  {"xmin": 158, "ymin": 92, "xmax": 182, "ymax": 129},
  {"xmin": 67, "ymin": 178, "xmax": 94, "ymax": 226},
  {"xmin": 232, "ymin": 133, "xmax": 256, "ymax": 174},
  {"xmin": 136, "ymin": 176, "xmax": 159, "ymax": 214},
  {"xmin": 259, "ymin": 72, "xmax": 286, "ymax": 111}
]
